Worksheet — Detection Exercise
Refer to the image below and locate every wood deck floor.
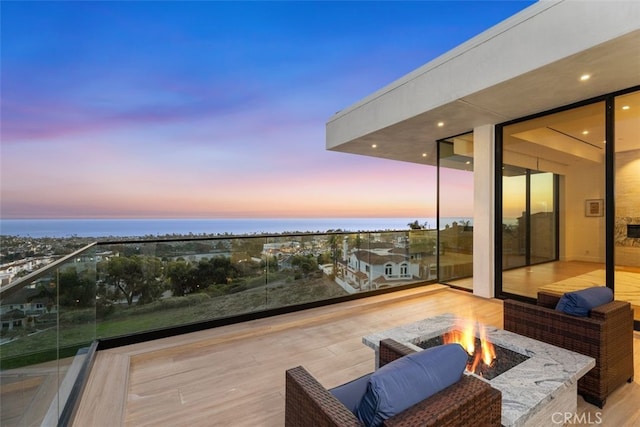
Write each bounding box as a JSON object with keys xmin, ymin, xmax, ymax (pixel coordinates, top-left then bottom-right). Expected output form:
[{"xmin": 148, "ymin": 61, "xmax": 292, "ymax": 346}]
[{"xmin": 74, "ymin": 285, "xmax": 640, "ymax": 427}]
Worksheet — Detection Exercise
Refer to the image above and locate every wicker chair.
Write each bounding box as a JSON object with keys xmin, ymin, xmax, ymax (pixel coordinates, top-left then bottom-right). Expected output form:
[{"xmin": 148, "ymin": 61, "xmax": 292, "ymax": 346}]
[
  {"xmin": 503, "ymin": 291, "xmax": 634, "ymax": 408},
  {"xmin": 285, "ymin": 339, "xmax": 502, "ymax": 427}
]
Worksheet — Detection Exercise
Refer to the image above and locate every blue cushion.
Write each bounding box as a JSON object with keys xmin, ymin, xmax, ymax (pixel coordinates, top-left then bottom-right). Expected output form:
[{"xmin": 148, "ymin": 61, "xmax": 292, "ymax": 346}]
[
  {"xmin": 329, "ymin": 373, "xmax": 372, "ymax": 413},
  {"xmin": 555, "ymin": 286, "xmax": 613, "ymax": 317},
  {"xmin": 355, "ymin": 343, "xmax": 467, "ymax": 427}
]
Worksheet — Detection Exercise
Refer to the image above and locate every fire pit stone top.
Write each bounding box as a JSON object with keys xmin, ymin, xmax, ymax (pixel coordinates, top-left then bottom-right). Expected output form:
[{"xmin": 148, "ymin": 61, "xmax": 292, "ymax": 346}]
[{"xmin": 363, "ymin": 313, "xmax": 595, "ymax": 427}]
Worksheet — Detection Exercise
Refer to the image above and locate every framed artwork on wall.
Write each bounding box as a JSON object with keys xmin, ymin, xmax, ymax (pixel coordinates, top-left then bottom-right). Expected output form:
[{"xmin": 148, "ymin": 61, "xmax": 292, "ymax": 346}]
[{"xmin": 585, "ymin": 199, "xmax": 604, "ymax": 217}]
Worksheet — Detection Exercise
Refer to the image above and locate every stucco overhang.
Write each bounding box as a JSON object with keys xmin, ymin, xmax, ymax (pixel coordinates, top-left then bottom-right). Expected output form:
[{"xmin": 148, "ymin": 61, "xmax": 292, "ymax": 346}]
[{"xmin": 326, "ymin": 0, "xmax": 640, "ymax": 166}]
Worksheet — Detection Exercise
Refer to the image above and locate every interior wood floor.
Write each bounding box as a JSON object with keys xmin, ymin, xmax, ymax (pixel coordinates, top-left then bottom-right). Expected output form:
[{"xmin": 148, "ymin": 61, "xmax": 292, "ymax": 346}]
[
  {"xmin": 502, "ymin": 261, "xmax": 606, "ymax": 298},
  {"xmin": 450, "ymin": 261, "xmax": 640, "ymax": 321},
  {"xmin": 74, "ymin": 285, "xmax": 640, "ymax": 427}
]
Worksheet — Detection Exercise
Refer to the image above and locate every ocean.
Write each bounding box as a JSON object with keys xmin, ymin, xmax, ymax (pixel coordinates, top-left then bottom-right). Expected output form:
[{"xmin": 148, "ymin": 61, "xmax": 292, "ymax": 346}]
[{"xmin": 0, "ymin": 218, "xmax": 463, "ymax": 239}]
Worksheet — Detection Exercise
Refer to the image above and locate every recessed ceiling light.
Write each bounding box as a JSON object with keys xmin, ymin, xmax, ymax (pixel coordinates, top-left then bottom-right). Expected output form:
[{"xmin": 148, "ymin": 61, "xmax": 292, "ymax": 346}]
[
  {"xmin": 465, "ymin": 161, "xmax": 471, "ymax": 165},
  {"xmin": 622, "ymin": 105, "xmax": 630, "ymax": 110},
  {"xmin": 582, "ymin": 130, "xmax": 589, "ymax": 135},
  {"xmin": 371, "ymin": 144, "xmax": 377, "ymax": 148},
  {"xmin": 579, "ymin": 74, "xmax": 591, "ymax": 81},
  {"xmin": 422, "ymin": 153, "xmax": 427, "ymax": 157},
  {"xmin": 437, "ymin": 122, "xmax": 444, "ymax": 127}
]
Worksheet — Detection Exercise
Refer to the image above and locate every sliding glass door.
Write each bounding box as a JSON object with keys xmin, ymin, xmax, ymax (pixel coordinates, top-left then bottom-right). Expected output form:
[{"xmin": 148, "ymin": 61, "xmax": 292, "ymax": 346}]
[{"xmin": 499, "ymin": 101, "xmax": 605, "ymax": 299}]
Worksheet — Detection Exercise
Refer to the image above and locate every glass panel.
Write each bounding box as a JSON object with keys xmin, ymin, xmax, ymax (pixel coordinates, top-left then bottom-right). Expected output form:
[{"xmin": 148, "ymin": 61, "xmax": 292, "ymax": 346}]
[
  {"xmin": 502, "ymin": 102, "xmax": 605, "ymax": 298},
  {"xmin": 336, "ymin": 230, "xmax": 438, "ymax": 293},
  {"xmin": 91, "ymin": 231, "xmax": 439, "ymax": 341},
  {"xmin": 502, "ymin": 166, "xmax": 527, "ymax": 270},
  {"xmin": 614, "ymin": 90, "xmax": 640, "ymax": 324},
  {"xmin": 502, "ymin": 168, "xmax": 556, "ymax": 271},
  {"xmin": 530, "ymin": 172, "xmax": 556, "ymax": 264},
  {"xmin": 438, "ymin": 134, "xmax": 474, "ymax": 288},
  {"xmin": 1, "ymin": 245, "xmax": 97, "ymax": 427},
  {"xmin": 408, "ymin": 228, "xmax": 438, "ymax": 282},
  {"xmin": 1, "ymin": 227, "xmax": 439, "ymax": 425},
  {"xmin": 264, "ymin": 234, "xmax": 346, "ymax": 307}
]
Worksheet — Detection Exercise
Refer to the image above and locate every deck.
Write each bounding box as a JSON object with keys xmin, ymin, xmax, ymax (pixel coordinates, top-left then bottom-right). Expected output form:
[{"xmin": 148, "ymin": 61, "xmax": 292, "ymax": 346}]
[{"xmin": 74, "ymin": 285, "xmax": 640, "ymax": 426}]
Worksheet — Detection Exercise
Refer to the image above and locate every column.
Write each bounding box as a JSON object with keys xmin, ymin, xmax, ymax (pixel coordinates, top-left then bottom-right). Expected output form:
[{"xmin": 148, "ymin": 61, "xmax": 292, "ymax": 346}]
[{"xmin": 473, "ymin": 124, "xmax": 495, "ymax": 298}]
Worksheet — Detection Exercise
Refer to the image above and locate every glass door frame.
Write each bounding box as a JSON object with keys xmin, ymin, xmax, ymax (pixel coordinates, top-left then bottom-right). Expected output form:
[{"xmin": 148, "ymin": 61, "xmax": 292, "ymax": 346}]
[{"xmin": 495, "ymin": 85, "xmax": 640, "ymax": 308}]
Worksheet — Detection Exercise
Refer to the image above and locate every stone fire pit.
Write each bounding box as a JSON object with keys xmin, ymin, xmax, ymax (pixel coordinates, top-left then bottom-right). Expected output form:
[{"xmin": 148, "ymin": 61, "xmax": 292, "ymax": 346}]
[{"xmin": 362, "ymin": 313, "xmax": 595, "ymax": 427}]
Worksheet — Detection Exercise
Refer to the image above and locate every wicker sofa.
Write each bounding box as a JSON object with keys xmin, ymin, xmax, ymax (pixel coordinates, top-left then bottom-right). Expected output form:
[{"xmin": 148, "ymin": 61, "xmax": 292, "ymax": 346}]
[
  {"xmin": 504, "ymin": 291, "xmax": 634, "ymax": 408},
  {"xmin": 285, "ymin": 339, "xmax": 502, "ymax": 427}
]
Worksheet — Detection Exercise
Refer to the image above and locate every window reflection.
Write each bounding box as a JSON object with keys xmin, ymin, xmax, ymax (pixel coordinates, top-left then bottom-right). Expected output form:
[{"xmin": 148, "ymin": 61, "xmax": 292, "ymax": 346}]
[{"xmin": 614, "ymin": 90, "xmax": 640, "ymax": 324}]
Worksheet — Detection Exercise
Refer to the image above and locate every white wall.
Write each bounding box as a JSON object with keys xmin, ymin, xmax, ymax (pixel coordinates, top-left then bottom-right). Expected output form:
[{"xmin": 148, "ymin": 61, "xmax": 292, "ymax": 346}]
[{"xmin": 561, "ymin": 162, "xmax": 606, "ymax": 263}]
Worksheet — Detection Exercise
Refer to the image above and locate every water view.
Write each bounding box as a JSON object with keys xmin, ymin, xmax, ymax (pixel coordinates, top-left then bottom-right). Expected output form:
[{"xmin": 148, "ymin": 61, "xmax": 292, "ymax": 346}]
[{"xmin": 0, "ymin": 218, "xmax": 449, "ymax": 238}]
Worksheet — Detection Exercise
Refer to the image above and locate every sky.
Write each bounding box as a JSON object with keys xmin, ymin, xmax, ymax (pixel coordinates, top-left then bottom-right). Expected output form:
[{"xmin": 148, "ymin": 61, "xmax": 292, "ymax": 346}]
[{"xmin": 1, "ymin": 1, "xmax": 534, "ymax": 219}]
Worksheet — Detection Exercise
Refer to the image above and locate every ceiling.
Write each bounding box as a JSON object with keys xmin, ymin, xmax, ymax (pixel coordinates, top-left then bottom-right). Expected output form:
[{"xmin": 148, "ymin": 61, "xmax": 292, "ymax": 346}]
[
  {"xmin": 504, "ymin": 91, "xmax": 640, "ymax": 174},
  {"xmin": 327, "ymin": 29, "xmax": 640, "ymax": 168}
]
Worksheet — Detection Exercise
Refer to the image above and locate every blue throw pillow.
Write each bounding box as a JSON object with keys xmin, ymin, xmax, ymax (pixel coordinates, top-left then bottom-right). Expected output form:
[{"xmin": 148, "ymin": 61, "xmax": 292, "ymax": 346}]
[
  {"xmin": 355, "ymin": 343, "xmax": 467, "ymax": 427},
  {"xmin": 555, "ymin": 286, "xmax": 613, "ymax": 317}
]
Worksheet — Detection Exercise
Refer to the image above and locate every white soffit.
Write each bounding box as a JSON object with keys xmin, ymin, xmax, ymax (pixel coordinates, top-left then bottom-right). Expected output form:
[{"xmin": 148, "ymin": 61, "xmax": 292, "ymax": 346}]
[{"xmin": 326, "ymin": 0, "xmax": 640, "ymax": 165}]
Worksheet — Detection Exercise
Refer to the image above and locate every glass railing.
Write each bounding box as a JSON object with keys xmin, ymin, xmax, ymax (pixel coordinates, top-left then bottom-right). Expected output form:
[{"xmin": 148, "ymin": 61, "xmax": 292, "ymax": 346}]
[
  {"xmin": 92, "ymin": 229, "xmax": 438, "ymax": 338},
  {"xmin": 438, "ymin": 221, "xmax": 473, "ymax": 286},
  {"xmin": 0, "ymin": 243, "xmax": 98, "ymax": 427},
  {"xmin": 1, "ymin": 228, "xmax": 437, "ymax": 426}
]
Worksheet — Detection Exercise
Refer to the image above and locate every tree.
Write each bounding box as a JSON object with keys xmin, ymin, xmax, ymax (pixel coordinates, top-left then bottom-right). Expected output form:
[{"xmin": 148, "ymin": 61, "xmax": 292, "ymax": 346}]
[
  {"xmin": 102, "ymin": 255, "xmax": 163, "ymax": 306},
  {"xmin": 291, "ymin": 255, "xmax": 319, "ymax": 279},
  {"xmin": 137, "ymin": 256, "xmax": 164, "ymax": 304},
  {"xmin": 166, "ymin": 260, "xmax": 197, "ymax": 296},
  {"xmin": 327, "ymin": 234, "xmax": 342, "ymax": 278},
  {"xmin": 192, "ymin": 256, "xmax": 238, "ymax": 290},
  {"xmin": 408, "ymin": 220, "xmax": 423, "ymax": 230},
  {"xmin": 261, "ymin": 255, "xmax": 279, "ymax": 273},
  {"xmin": 58, "ymin": 266, "xmax": 96, "ymax": 307}
]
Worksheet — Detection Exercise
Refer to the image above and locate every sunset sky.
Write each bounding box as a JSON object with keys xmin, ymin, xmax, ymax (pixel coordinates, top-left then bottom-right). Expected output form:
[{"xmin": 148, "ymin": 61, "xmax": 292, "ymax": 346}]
[{"xmin": 1, "ymin": 1, "xmax": 533, "ymax": 219}]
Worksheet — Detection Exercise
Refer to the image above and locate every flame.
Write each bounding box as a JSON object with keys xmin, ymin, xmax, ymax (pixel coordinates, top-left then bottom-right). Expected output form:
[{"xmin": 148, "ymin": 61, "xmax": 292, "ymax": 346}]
[
  {"xmin": 478, "ymin": 325, "xmax": 496, "ymax": 366},
  {"xmin": 442, "ymin": 319, "xmax": 496, "ymax": 374},
  {"xmin": 442, "ymin": 329, "xmax": 475, "ymax": 355},
  {"xmin": 469, "ymin": 351, "xmax": 481, "ymax": 373}
]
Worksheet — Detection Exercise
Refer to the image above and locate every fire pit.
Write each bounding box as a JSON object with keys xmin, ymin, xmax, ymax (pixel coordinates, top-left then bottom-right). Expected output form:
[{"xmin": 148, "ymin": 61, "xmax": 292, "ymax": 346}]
[
  {"xmin": 414, "ymin": 317, "xmax": 529, "ymax": 380},
  {"xmin": 362, "ymin": 313, "xmax": 595, "ymax": 426},
  {"xmin": 417, "ymin": 331, "xmax": 529, "ymax": 380}
]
